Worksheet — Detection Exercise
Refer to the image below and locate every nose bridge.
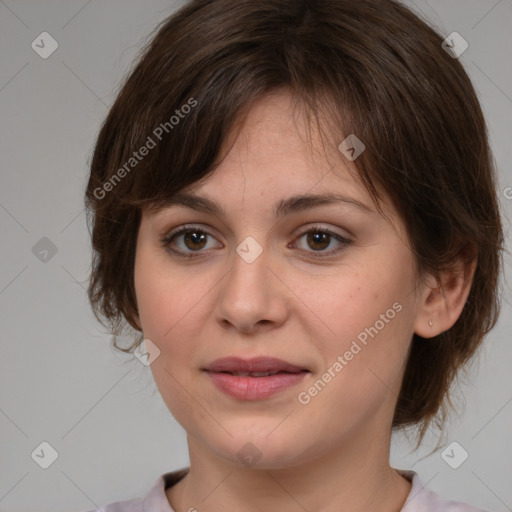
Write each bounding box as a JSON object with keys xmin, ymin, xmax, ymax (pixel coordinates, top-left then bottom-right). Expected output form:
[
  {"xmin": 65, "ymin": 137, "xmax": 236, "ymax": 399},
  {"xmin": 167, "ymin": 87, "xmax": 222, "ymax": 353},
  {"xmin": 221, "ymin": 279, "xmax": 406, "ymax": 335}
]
[
  {"xmin": 215, "ymin": 235, "xmax": 286, "ymax": 332},
  {"xmin": 228, "ymin": 236, "xmax": 271, "ymax": 302}
]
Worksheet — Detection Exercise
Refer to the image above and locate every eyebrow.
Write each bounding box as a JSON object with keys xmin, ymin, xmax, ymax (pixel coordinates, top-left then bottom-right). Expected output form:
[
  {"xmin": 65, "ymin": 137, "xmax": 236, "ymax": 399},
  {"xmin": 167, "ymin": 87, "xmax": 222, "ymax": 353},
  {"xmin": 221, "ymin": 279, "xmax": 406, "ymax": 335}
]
[{"xmin": 152, "ymin": 191, "xmax": 373, "ymax": 218}]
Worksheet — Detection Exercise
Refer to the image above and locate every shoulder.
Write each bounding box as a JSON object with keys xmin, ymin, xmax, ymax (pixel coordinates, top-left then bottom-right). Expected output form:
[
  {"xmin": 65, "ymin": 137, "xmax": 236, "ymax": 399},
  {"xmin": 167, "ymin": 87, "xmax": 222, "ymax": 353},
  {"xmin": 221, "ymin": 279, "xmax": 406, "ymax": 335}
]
[
  {"xmin": 78, "ymin": 468, "xmax": 189, "ymax": 512},
  {"xmin": 399, "ymin": 470, "xmax": 489, "ymax": 512}
]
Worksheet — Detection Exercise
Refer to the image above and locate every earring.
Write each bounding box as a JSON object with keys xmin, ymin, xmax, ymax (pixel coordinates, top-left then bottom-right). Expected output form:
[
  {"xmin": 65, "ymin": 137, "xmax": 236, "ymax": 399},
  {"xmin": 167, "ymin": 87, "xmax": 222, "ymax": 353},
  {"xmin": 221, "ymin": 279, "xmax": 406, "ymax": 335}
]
[{"xmin": 429, "ymin": 319, "xmax": 433, "ymax": 327}]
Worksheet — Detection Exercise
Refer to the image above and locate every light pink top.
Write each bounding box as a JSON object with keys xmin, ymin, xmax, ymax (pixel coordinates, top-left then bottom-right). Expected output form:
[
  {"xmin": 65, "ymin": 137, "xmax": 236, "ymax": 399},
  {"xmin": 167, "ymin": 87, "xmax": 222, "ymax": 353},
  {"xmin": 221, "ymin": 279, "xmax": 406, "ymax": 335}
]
[{"xmin": 81, "ymin": 468, "xmax": 487, "ymax": 511}]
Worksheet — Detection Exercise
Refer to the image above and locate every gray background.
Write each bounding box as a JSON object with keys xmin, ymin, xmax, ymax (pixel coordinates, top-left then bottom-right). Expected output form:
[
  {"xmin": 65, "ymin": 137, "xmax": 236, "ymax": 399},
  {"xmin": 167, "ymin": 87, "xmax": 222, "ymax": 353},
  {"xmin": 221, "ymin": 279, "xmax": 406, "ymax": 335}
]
[{"xmin": 1, "ymin": 1, "xmax": 511, "ymax": 511}]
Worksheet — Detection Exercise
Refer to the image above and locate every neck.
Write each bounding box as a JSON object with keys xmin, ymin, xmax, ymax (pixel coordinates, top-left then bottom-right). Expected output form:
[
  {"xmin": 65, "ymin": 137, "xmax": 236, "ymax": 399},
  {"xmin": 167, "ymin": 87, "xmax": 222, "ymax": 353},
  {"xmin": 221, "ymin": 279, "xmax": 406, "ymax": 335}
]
[{"xmin": 167, "ymin": 425, "xmax": 411, "ymax": 512}]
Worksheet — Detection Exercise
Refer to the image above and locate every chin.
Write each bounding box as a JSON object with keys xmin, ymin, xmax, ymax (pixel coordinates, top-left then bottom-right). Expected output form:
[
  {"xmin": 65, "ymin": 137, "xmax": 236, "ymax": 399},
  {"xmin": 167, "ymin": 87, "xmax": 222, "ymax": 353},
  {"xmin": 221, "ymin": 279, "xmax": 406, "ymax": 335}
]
[{"xmin": 199, "ymin": 423, "xmax": 318, "ymax": 470}]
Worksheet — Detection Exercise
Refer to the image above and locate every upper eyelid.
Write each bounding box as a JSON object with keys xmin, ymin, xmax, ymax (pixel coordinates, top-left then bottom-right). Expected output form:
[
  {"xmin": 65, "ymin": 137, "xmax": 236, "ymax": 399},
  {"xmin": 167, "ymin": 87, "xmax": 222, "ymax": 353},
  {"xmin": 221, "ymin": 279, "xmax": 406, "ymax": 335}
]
[
  {"xmin": 164, "ymin": 223, "xmax": 350, "ymax": 248},
  {"xmin": 164, "ymin": 223, "xmax": 349, "ymax": 239}
]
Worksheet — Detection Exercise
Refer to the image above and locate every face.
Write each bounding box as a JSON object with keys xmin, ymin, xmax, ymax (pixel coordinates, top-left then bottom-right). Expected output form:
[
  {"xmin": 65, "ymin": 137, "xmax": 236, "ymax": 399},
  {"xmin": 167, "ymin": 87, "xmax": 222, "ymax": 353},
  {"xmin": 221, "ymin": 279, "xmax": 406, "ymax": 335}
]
[{"xmin": 133, "ymin": 90, "xmax": 427, "ymax": 469}]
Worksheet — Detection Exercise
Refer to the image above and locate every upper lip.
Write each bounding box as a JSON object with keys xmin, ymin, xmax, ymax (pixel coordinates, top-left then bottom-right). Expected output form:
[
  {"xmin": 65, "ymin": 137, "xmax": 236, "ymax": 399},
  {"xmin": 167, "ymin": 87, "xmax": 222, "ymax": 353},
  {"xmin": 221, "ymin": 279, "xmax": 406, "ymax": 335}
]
[{"xmin": 203, "ymin": 357, "xmax": 308, "ymax": 373}]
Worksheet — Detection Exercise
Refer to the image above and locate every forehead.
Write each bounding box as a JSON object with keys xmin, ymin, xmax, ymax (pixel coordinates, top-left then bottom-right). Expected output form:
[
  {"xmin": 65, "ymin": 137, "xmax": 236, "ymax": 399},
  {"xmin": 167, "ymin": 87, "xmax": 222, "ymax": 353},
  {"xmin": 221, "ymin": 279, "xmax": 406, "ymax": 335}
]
[
  {"xmin": 144, "ymin": 90, "xmax": 399, "ymax": 234},
  {"xmin": 219, "ymin": 91, "xmax": 344, "ymax": 169},
  {"xmin": 187, "ymin": 90, "xmax": 367, "ymax": 202}
]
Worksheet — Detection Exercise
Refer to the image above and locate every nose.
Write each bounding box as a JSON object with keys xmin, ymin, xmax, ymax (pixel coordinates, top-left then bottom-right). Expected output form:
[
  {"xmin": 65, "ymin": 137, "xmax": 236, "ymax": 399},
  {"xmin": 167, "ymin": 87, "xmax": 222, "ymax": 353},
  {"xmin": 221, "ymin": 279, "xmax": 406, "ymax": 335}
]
[{"xmin": 215, "ymin": 243, "xmax": 289, "ymax": 335}]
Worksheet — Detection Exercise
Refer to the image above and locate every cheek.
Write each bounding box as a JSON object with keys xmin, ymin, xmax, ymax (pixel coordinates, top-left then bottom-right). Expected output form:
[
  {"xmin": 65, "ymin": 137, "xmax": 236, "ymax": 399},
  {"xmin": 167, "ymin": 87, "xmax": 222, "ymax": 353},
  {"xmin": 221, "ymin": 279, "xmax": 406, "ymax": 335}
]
[
  {"xmin": 134, "ymin": 243, "xmax": 182, "ymax": 336},
  {"xmin": 294, "ymin": 253, "xmax": 414, "ymax": 398},
  {"xmin": 294, "ymin": 308, "xmax": 411, "ymax": 440},
  {"xmin": 134, "ymin": 250, "xmax": 212, "ymax": 364},
  {"xmin": 135, "ymin": 276, "xmax": 189, "ymax": 361},
  {"xmin": 134, "ymin": 264, "xmax": 168, "ymax": 337},
  {"xmin": 293, "ymin": 255, "xmax": 412, "ymax": 349},
  {"xmin": 134, "ymin": 255, "xmax": 209, "ymax": 429}
]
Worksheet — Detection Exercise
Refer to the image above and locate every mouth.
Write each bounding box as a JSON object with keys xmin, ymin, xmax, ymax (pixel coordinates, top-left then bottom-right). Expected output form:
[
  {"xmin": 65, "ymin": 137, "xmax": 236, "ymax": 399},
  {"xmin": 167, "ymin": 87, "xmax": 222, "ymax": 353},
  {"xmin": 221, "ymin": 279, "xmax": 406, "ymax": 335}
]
[
  {"xmin": 203, "ymin": 357, "xmax": 310, "ymax": 400},
  {"xmin": 203, "ymin": 356, "xmax": 309, "ymax": 374},
  {"xmin": 215, "ymin": 370, "xmax": 303, "ymax": 377}
]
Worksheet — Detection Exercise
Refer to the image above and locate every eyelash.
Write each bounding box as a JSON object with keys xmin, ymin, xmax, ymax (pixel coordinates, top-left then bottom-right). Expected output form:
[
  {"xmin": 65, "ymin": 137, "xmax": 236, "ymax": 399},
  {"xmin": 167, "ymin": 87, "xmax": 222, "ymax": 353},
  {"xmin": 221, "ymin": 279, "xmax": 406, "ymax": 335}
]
[{"xmin": 160, "ymin": 224, "xmax": 352, "ymax": 260}]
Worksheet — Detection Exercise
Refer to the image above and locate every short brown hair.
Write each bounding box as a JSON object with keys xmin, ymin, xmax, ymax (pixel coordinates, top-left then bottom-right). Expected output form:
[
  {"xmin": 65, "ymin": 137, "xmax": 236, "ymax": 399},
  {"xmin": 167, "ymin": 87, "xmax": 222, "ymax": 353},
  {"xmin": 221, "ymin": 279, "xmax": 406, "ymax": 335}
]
[{"xmin": 84, "ymin": 0, "xmax": 504, "ymax": 438}]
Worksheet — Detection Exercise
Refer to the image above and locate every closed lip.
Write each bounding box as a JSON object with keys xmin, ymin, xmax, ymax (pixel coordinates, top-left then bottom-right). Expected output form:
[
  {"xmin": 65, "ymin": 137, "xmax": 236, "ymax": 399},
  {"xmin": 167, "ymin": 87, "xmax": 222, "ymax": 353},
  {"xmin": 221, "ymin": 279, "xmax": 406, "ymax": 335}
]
[{"xmin": 203, "ymin": 356, "xmax": 309, "ymax": 375}]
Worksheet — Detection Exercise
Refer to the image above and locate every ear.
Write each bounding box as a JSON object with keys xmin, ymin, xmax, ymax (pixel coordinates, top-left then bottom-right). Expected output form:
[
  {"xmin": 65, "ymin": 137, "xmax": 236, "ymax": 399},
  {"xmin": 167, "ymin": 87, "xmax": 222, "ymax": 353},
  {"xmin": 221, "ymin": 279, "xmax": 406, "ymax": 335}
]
[{"xmin": 414, "ymin": 248, "xmax": 477, "ymax": 339}]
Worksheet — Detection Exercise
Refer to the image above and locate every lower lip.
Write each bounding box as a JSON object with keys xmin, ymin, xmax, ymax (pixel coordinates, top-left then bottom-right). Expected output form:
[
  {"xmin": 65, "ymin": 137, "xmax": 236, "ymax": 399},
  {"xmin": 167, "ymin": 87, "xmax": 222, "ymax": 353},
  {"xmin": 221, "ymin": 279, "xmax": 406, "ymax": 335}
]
[{"xmin": 205, "ymin": 371, "xmax": 308, "ymax": 400}]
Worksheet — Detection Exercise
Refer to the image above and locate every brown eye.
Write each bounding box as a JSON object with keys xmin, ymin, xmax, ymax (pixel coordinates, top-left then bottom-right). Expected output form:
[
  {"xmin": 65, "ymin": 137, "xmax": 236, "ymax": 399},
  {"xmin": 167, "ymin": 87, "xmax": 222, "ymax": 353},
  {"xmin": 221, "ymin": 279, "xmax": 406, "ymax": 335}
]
[
  {"xmin": 306, "ymin": 231, "xmax": 331, "ymax": 251},
  {"xmin": 293, "ymin": 226, "xmax": 351, "ymax": 257},
  {"xmin": 161, "ymin": 226, "xmax": 221, "ymax": 259},
  {"xmin": 161, "ymin": 224, "xmax": 351, "ymax": 260},
  {"xmin": 182, "ymin": 230, "xmax": 208, "ymax": 251}
]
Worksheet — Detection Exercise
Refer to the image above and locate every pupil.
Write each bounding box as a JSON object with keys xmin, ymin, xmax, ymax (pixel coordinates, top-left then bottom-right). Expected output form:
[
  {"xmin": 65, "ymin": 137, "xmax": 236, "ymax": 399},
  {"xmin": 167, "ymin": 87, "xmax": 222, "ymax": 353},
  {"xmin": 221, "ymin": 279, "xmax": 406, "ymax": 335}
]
[
  {"xmin": 308, "ymin": 232, "xmax": 329, "ymax": 250},
  {"xmin": 186, "ymin": 231, "xmax": 206, "ymax": 250}
]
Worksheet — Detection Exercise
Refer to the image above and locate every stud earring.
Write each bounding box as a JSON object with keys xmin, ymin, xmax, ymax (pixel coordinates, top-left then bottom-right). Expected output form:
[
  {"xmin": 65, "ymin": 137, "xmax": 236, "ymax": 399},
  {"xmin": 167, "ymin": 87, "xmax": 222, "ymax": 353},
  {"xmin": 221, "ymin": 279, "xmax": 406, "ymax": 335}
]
[{"xmin": 429, "ymin": 319, "xmax": 433, "ymax": 327}]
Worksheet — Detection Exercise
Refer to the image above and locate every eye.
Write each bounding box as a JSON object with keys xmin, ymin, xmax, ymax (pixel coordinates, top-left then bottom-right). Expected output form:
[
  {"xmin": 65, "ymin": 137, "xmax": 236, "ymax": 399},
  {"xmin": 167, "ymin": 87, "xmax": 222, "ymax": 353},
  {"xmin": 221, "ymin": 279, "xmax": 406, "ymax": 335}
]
[
  {"xmin": 160, "ymin": 224, "xmax": 351, "ymax": 259},
  {"xmin": 160, "ymin": 225, "xmax": 221, "ymax": 259},
  {"xmin": 291, "ymin": 226, "xmax": 351, "ymax": 257}
]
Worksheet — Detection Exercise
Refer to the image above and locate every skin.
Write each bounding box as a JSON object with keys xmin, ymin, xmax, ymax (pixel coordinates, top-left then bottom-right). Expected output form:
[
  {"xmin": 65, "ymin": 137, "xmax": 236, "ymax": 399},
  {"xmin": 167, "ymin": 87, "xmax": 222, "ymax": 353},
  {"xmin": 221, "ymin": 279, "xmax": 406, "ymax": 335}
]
[{"xmin": 132, "ymin": 90, "xmax": 476, "ymax": 512}]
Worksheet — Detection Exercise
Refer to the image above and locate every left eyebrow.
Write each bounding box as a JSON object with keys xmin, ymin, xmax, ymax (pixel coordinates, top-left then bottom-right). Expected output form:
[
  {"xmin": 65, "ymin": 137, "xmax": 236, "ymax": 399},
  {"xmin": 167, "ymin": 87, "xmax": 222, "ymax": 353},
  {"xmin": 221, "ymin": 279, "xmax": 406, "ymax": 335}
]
[
  {"xmin": 149, "ymin": 191, "xmax": 373, "ymax": 218},
  {"xmin": 274, "ymin": 192, "xmax": 373, "ymax": 217}
]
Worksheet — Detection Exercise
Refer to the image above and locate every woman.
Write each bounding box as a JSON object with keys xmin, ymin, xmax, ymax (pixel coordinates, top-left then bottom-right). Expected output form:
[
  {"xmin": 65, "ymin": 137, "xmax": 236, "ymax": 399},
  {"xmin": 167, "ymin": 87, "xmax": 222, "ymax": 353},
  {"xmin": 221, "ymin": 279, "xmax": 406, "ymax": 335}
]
[{"xmin": 83, "ymin": 0, "xmax": 504, "ymax": 510}]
